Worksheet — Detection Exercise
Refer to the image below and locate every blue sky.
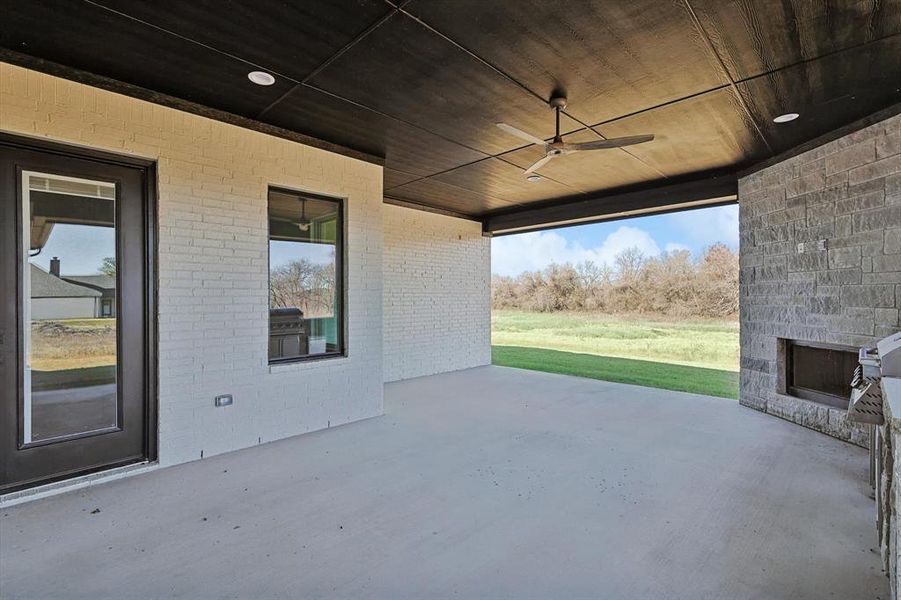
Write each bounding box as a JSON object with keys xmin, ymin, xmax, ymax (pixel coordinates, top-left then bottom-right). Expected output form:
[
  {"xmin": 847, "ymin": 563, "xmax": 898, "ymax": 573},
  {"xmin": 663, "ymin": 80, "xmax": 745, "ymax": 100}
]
[
  {"xmin": 491, "ymin": 204, "xmax": 738, "ymax": 277},
  {"xmin": 30, "ymin": 224, "xmax": 114, "ymax": 276},
  {"xmin": 34, "ymin": 206, "xmax": 737, "ymax": 278},
  {"xmin": 32, "ymin": 224, "xmax": 334, "ymax": 276}
]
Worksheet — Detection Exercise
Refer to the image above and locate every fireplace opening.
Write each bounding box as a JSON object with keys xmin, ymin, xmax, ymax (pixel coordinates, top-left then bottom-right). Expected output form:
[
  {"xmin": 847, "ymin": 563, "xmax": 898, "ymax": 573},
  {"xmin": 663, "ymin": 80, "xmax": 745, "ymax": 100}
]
[{"xmin": 783, "ymin": 340, "xmax": 858, "ymax": 409}]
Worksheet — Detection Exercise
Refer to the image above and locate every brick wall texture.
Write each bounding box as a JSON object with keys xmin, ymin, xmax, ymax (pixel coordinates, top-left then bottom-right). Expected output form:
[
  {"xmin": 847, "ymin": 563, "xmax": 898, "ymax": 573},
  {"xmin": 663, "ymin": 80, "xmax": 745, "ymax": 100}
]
[
  {"xmin": 739, "ymin": 111, "xmax": 901, "ymax": 445},
  {"xmin": 383, "ymin": 204, "xmax": 491, "ymax": 382},
  {"xmin": 1, "ymin": 64, "xmax": 385, "ymax": 466}
]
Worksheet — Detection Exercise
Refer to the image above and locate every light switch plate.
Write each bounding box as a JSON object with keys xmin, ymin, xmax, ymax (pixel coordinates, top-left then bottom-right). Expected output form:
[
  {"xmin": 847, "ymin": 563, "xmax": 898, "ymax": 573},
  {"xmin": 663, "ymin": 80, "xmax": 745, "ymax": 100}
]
[{"xmin": 214, "ymin": 394, "xmax": 233, "ymax": 407}]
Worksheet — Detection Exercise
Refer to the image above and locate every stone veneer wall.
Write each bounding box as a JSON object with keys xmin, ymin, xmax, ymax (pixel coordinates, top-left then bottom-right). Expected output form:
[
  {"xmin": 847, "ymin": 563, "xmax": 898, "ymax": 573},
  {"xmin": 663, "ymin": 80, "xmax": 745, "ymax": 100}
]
[{"xmin": 739, "ymin": 112, "xmax": 901, "ymax": 446}]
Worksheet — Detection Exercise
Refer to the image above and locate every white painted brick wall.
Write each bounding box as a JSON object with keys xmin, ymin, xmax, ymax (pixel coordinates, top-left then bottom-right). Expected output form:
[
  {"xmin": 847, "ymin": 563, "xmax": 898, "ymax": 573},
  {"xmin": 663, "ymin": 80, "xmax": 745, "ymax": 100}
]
[
  {"xmin": 1, "ymin": 64, "xmax": 384, "ymax": 467},
  {"xmin": 383, "ymin": 204, "xmax": 491, "ymax": 382}
]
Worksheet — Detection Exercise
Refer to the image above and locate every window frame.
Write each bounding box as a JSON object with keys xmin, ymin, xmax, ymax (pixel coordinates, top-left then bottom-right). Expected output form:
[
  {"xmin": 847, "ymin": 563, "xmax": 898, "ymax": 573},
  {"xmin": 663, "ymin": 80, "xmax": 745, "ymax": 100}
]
[{"xmin": 267, "ymin": 185, "xmax": 346, "ymax": 365}]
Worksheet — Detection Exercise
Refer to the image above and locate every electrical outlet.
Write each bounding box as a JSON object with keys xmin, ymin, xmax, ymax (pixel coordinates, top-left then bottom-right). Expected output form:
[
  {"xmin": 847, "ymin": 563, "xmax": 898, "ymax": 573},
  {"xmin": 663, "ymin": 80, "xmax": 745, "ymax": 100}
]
[
  {"xmin": 797, "ymin": 242, "xmax": 805, "ymax": 254},
  {"xmin": 817, "ymin": 239, "xmax": 827, "ymax": 251},
  {"xmin": 214, "ymin": 394, "xmax": 233, "ymax": 407}
]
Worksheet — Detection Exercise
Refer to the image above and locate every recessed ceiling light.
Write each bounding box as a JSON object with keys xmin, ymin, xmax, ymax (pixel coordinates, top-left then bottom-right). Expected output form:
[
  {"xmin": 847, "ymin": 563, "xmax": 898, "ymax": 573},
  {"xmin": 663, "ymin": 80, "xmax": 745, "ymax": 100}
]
[
  {"xmin": 248, "ymin": 71, "xmax": 276, "ymax": 86},
  {"xmin": 773, "ymin": 112, "xmax": 799, "ymax": 123},
  {"xmin": 526, "ymin": 174, "xmax": 542, "ymax": 182}
]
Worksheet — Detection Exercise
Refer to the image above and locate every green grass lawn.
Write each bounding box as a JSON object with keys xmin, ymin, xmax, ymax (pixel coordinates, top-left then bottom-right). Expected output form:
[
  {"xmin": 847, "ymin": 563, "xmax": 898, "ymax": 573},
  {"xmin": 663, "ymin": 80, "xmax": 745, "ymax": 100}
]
[{"xmin": 492, "ymin": 310, "xmax": 739, "ymax": 399}]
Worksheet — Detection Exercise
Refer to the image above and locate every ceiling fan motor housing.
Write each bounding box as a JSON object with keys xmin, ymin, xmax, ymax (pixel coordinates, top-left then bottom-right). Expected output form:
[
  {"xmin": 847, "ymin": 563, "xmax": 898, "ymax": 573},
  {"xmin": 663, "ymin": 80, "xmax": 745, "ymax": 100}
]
[{"xmin": 549, "ymin": 96, "xmax": 567, "ymax": 109}]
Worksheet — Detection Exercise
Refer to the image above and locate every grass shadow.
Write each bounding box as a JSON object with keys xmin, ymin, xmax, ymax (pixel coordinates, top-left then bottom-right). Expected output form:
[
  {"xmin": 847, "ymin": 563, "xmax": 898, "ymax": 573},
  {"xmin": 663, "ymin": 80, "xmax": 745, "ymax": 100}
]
[{"xmin": 492, "ymin": 345, "xmax": 739, "ymax": 399}]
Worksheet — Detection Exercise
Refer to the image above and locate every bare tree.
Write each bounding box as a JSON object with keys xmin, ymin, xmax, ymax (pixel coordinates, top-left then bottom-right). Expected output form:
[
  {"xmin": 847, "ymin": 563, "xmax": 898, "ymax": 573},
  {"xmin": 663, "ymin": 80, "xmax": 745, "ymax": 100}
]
[
  {"xmin": 491, "ymin": 245, "xmax": 739, "ymax": 319},
  {"xmin": 270, "ymin": 259, "xmax": 336, "ymax": 317}
]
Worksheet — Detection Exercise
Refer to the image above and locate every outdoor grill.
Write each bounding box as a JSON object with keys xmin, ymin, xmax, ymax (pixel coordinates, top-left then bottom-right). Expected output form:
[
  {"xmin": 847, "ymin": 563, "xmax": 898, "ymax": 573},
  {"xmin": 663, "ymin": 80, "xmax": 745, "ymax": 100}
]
[
  {"xmin": 848, "ymin": 332, "xmax": 901, "ymax": 496},
  {"xmin": 269, "ymin": 307, "xmax": 308, "ymax": 360},
  {"xmin": 848, "ymin": 346, "xmax": 885, "ymax": 426}
]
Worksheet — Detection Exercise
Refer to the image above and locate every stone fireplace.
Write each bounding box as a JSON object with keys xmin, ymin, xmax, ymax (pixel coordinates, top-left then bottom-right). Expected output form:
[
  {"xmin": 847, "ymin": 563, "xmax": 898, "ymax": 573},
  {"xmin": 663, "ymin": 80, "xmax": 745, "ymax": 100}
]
[
  {"xmin": 738, "ymin": 111, "xmax": 900, "ymax": 447},
  {"xmin": 779, "ymin": 339, "xmax": 859, "ymax": 409}
]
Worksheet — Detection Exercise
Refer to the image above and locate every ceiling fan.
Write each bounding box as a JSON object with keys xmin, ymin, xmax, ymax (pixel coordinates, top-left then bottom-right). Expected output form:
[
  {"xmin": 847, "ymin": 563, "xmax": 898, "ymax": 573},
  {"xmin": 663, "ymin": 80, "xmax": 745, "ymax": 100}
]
[
  {"xmin": 296, "ymin": 199, "xmax": 311, "ymax": 232},
  {"xmin": 496, "ymin": 96, "xmax": 655, "ymax": 177}
]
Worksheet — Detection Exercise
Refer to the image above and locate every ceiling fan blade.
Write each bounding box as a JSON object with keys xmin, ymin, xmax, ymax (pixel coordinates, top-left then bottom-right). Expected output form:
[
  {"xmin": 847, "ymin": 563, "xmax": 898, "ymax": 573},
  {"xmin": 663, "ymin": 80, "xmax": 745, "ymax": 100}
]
[
  {"xmin": 567, "ymin": 134, "xmax": 655, "ymax": 152},
  {"xmin": 524, "ymin": 154, "xmax": 554, "ymax": 175},
  {"xmin": 496, "ymin": 122, "xmax": 547, "ymax": 147}
]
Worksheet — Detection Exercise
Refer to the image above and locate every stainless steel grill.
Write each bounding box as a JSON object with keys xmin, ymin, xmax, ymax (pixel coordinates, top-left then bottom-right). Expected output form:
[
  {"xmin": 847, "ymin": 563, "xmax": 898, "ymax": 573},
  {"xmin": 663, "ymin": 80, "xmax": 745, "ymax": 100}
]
[
  {"xmin": 848, "ymin": 347, "xmax": 884, "ymax": 425},
  {"xmin": 269, "ymin": 307, "xmax": 308, "ymax": 360},
  {"xmin": 848, "ymin": 332, "xmax": 901, "ymax": 497}
]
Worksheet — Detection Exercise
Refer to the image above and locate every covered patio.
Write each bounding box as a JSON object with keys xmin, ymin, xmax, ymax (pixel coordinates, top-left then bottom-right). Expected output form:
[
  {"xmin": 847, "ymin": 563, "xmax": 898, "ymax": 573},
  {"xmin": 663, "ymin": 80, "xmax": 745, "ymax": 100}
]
[{"xmin": 1, "ymin": 367, "xmax": 884, "ymax": 599}]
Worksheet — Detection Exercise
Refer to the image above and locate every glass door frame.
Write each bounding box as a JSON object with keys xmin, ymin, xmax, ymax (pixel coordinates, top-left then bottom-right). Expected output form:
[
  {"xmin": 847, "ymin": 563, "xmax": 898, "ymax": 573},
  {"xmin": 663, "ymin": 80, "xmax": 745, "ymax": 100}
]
[{"xmin": 0, "ymin": 132, "xmax": 158, "ymax": 494}]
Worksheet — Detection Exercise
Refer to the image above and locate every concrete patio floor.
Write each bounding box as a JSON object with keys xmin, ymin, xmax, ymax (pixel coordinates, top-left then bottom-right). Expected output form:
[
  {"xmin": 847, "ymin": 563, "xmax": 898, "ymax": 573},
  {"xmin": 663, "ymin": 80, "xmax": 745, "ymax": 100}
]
[{"xmin": 0, "ymin": 366, "xmax": 888, "ymax": 599}]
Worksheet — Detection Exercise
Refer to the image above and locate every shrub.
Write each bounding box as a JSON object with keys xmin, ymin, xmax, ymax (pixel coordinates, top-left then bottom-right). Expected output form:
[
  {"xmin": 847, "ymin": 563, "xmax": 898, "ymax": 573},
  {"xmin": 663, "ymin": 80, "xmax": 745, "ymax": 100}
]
[{"xmin": 492, "ymin": 244, "xmax": 739, "ymax": 318}]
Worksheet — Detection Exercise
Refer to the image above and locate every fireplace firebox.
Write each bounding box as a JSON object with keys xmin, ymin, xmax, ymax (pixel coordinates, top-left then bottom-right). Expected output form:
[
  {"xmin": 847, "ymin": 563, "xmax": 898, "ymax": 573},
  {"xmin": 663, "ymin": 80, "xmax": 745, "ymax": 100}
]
[{"xmin": 782, "ymin": 340, "xmax": 858, "ymax": 409}]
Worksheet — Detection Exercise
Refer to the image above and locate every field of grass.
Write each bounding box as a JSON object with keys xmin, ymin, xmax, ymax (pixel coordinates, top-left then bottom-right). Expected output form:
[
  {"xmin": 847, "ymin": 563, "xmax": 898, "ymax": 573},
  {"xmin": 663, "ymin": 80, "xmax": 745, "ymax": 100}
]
[
  {"xmin": 492, "ymin": 310, "xmax": 739, "ymax": 399},
  {"xmin": 30, "ymin": 318, "xmax": 116, "ymax": 371}
]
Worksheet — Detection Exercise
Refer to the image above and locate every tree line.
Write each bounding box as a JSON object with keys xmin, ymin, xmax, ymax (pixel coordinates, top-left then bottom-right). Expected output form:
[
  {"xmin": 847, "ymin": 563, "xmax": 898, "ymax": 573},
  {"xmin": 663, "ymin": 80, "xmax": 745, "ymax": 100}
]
[
  {"xmin": 492, "ymin": 243, "xmax": 738, "ymax": 318},
  {"xmin": 270, "ymin": 259, "xmax": 336, "ymax": 318}
]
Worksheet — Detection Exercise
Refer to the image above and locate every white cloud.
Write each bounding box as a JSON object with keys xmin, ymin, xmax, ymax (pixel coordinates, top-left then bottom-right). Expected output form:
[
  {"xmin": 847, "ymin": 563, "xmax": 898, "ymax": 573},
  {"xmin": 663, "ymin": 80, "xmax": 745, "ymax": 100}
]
[
  {"xmin": 666, "ymin": 205, "xmax": 739, "ymax": 248},
  {"xmin": 491, "ymin": 225, "xmax": 661, "ymax": 277},
  {"xmin": 665, "ymin": 242, "xmax": 691, "ymax": 254}
]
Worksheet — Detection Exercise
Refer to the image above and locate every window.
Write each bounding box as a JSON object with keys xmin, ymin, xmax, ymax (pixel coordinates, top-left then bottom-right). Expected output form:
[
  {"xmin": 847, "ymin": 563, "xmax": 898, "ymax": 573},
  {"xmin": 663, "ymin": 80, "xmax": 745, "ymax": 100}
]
[{"xmin": 268, "ymin": 188, "xmax": 344, "ymax": 362}]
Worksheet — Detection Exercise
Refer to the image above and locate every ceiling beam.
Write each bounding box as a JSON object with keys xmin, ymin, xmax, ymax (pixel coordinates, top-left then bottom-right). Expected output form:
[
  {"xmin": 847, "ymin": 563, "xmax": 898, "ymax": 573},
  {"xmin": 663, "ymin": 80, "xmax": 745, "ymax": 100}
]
[
  {"xmin": 483, "ymin": 172, "xmax": 737, "ymax": 236},
  {"xmin": 383, "ymin": 195, "xmax": 480, "ymax": 222}
]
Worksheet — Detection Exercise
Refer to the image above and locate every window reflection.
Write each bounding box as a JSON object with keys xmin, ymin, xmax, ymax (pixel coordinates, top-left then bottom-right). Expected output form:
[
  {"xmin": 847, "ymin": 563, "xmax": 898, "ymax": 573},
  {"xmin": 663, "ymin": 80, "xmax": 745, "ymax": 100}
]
[
  {"xmin": 268, "ymin": 189, "xmax": 343, "ymax": 361},
  {"xmin": 23, "ymin": 172, "xmax": 118, "ymax": 443}
]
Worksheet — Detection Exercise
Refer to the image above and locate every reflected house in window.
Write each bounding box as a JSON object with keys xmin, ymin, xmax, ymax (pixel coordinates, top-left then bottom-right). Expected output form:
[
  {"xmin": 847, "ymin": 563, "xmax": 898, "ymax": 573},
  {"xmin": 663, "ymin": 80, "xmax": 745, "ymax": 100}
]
[
  {"xmin": 62, "ymin": 271, "xmax": 116, "ymax": 317},
  {"xmin": 29, "ymin": 261, "xmax": 114, "ymax": 320},
  {"xmin": 27, "ymin": 173, "xmax": 117, "ymax": 320}
]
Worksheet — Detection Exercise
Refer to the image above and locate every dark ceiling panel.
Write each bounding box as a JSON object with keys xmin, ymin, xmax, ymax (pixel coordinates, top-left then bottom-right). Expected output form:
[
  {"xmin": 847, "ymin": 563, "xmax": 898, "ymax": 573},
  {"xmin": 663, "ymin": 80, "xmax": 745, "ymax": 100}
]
[
  {"xmin": 738, "ymin": 36, "xmax": 901, "ymax": 154},
  {"xmin": 690, "ymin": 0, "xmax": 901, "ymax": 81},
  {"xmin": 306, "ymin": 12, "xmax": 582, "ymax": 155},
  {"xmin": 386, "ymin": 177, "xmax": 518, "ymax": 214},
  {"xmin": 405, "ymin": 0, "xmax": 729, "ymax": 125},
  {"xmin": 0, "ymin": 1, "xmax": 294, "ymax": 118},
  {"xmin": 430, "ymin": 157, "xmax": 580, "ymax": 204},
  {"xmin": 2, "ymin": 0, "xmax": 900, "ymax": 222},
  {"xmin": 87, "ymin": 0, "xmax": 391, "ymax": 82},
  {"xmin": 594, "ymin": 88, "xmax": 769, "ymax": 178},
  {"xmin": 264, "ymin": 85, "xmax": 488, "ymax": 177},
  {"xmin": 501, "ymin": 128, "xmax": 663, "ymax": 193},
  {"xmin": 384, "ymin": 168, "xmax": 421, "ymax": 190}
]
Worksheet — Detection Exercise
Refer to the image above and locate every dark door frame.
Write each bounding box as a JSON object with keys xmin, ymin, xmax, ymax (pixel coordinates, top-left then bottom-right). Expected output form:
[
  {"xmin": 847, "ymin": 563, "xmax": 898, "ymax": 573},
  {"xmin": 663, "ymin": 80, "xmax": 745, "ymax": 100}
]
[{"xmin": 0, "ymin": 132, "xmax": 158, "ymax": 493}]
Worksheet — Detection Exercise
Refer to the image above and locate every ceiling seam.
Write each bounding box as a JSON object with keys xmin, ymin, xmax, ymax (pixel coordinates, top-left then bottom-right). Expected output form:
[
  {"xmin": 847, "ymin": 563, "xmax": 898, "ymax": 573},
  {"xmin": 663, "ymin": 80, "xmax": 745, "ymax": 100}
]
[
  {"xmin": 82, "ymin": 0, "xmax": 299, "ymax": 81},
  {"xmin": 492, "ymin": 155, "xmax": 587, "ymax": 194},
  {"xmin": 550, "ymin": 109, "xmax": 669, "ymax": 180},
  {"xmin": 82, "ymin": 0, "xmax": 897, "ymax": 190},
  {"xmin": 396, "ymin": 7, "xmax": 552, "ymax": 108},
  {"xmin": 83, "ymin": 0, "xmax": 497, "ymax": 179},
  {"xmin": 83, "ymin": 0, "xmax": 768, "ymax": 188},
  {"xmin": 396, "ymin": 7, "xmax": 669, "ymax": 185},
  {"xmin": 732, "ymin": 30, "xmax": 901, "ymax": 85},
  {"xmin": 299, "ymin": 81, "xmax": 493, "ymax": 158},
  {"xmin": 681, "ymin": 0, "xmax": 773, "ymax": 154},
  {"xmin": 388, "ymin": 175, "xmax": 521, "ymax": 212},
  {"xmin": 385, "ymin": 130, "xmax": 591, "ymax": 193},
  {"xmin": 256, "ymin": 6, "xmax": 402, "ymax": 119}
]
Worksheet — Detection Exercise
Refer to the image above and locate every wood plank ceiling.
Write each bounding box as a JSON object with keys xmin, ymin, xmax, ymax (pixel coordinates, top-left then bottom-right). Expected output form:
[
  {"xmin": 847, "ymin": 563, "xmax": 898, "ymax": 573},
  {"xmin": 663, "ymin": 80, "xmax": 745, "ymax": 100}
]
[{"xmin": 1, "ymin": 0, "xmax": 899, "ymax": 226}]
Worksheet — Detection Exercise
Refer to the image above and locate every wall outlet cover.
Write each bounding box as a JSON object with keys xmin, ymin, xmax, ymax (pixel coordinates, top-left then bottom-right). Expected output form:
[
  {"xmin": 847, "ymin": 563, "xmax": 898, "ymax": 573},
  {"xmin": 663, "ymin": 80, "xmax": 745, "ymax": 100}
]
[{"xmin": 214, "ymin": 394, "xmax": 233, "ymax": 407}]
